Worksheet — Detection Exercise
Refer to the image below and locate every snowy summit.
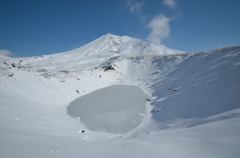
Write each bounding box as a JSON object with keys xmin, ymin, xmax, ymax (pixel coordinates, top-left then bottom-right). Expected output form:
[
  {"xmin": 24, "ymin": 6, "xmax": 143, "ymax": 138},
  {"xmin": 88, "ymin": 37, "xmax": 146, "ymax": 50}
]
[
  {"xmin": 0, "ymin": 34, "xmax": 240, "ymax": 158},
  {"xmin": 1, "ymin": 34, "xmax": 184, "ymax": 71}
]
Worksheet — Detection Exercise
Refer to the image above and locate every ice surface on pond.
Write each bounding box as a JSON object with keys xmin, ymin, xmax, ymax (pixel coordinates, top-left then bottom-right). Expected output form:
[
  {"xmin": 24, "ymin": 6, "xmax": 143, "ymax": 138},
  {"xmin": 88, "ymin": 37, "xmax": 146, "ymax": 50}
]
[{"xmin": 67, "ymin": 85, "xmax": 149, "ymax": 134}]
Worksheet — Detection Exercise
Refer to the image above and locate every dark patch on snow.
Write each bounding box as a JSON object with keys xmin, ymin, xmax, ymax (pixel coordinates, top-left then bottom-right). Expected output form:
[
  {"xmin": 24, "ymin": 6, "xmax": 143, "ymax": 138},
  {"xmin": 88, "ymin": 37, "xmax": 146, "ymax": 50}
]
[{"xmin": 102, "ymin": 63, "xmax": 115, "ymax": 72}]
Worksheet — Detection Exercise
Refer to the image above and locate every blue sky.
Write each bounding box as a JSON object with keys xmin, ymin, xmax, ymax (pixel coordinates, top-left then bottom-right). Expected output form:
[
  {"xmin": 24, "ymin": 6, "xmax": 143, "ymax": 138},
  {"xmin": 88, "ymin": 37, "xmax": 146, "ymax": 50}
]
[{"xmin": 0, "ymin": 0, "xmax": 239, "ymax": 57}]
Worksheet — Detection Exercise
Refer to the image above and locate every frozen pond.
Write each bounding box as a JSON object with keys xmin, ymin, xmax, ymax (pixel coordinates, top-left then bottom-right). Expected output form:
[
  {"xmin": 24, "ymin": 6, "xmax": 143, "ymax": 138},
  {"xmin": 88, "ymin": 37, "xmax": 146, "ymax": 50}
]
[{"xmin": 67, "ymin": 85, "xmax": 149, "ymax": 134}]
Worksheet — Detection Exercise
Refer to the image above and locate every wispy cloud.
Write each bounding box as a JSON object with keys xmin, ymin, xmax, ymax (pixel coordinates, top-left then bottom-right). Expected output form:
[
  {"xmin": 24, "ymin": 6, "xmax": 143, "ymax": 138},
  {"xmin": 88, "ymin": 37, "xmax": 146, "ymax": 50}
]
[
  {"xmin": 127, "ymin": 0, "xmax": 146, "ymax": 25},
  {"xmin": 147, "ymin": 14, "xmax": 171, "ymax": 45},
  {"xmin": 0, "ymin": 50, "xmax": 13, "ymax": 57},
  {"xmin": 130, "ymin": 1, "xmax": 144, "ymax": 13},
  {"xmin": 163, "ymin": 0, "xmax": 176, "ymax": 8}
]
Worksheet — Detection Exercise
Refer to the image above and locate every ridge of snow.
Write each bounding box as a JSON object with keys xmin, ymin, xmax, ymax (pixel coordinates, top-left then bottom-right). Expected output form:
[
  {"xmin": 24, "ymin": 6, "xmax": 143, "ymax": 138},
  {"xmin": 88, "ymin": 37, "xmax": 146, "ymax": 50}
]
[{"xmin": 0, "ymin": 55, "xmax": 11, "ymax": 62}]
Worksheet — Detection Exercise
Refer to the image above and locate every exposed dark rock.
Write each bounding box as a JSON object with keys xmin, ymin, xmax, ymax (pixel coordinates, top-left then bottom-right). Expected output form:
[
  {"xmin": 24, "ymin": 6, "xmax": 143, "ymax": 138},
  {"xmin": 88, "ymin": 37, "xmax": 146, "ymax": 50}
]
[
  {"xmin": 151, "ymin": 108, "xmax": 161, "ymax": 113},
  {"xmin": 102, "ymin": 63, "xmax": 115, "ymax": 72},
  {"xmin": 8, "ymin": 73, "xmax": 14, "ymax": 77},
  {"xmin": 156, "ymin": 70, "xmax": 161, "ymax": 74},
  {"xmin": 146, "ymin": 97, "xmax": 153, "ymax": 101}
]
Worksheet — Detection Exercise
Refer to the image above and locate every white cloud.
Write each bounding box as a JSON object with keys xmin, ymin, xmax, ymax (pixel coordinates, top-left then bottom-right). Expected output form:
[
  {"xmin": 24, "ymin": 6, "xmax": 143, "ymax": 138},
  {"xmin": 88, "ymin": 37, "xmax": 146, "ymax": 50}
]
[
  {"xmin": 0, "ymin": 50, "xmax": 13, "ymax": 57},
  {"xmin": 130, "ymin": 1, "xmax": 144, "ymax": 12},
  {"xmin": 126, "ymin": 0, "xmax": 146, "ymax": 24},
  {"xmin": 163, "ymin": 0, "xmax": 176, "ymax": 8},
  {"xmin": 147, "ymin": 14, "xmax": 171, "ymax": 45}
]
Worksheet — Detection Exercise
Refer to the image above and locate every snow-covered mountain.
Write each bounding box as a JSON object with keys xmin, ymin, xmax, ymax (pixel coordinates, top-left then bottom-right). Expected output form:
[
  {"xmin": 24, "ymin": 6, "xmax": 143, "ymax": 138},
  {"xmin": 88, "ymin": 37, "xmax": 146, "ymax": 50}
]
[
  {"xmin": 0, "ymin": 34, "xmax": 184, "ymax": 71},
  {"xmin": 0, "ymin": 34, "xmax": 240, "ymax": 158}
]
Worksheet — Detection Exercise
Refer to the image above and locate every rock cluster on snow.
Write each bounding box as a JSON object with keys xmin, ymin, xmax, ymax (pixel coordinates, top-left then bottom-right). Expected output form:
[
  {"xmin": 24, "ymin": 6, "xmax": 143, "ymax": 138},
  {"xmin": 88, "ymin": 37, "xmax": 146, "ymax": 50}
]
[{"xmin": 102, "ymin": 63, "xmax": 115, "ymax": 72}]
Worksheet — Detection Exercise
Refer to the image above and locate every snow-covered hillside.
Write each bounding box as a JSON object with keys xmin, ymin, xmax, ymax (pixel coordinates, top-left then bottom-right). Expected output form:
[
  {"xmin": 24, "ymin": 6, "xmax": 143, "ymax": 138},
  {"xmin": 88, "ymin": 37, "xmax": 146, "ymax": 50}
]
[
  {"xmin": 0, "ymin": 34, "xmax": 184, "ymax": 71},
  {"xmin": 0, "ymin": 34, "xmax": 240, "ymax": 158}
]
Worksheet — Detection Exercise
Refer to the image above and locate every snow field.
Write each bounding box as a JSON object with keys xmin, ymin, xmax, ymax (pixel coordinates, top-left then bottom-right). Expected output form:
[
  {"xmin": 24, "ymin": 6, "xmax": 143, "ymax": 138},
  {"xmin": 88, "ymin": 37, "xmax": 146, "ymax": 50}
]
[{"xmin": 0, "ymin": 34, "xmax": 240, "ymax": 157}]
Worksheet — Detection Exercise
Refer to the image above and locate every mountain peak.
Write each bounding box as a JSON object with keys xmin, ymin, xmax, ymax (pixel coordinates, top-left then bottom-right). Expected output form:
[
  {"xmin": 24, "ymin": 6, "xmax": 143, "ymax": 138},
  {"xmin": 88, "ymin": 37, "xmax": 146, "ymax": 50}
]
[
  {"xmin": 67, "ymin": 33, "xmax": 184, "ymax": 58},
  {"xmin": 100, "ymin": 33, "xmax": 119, "ymax": 41},
  {"xmin": 100, "ymin": 33, "xmax": 134, "ymax": 42},
  {"xmin": 105, "ymin": 33, "xmax": 117, "ymax": 37}
]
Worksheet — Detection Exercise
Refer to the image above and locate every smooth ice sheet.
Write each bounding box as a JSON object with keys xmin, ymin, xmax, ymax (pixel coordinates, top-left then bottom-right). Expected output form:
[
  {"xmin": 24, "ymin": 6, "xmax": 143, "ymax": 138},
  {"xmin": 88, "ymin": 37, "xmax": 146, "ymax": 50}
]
[{"xmin": 67, "ymin": 85, "xmax": 148, "ymax": 134}]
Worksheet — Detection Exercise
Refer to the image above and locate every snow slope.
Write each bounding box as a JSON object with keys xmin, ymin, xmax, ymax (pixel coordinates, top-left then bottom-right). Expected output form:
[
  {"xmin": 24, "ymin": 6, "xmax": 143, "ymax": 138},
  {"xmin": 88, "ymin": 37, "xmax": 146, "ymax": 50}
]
[{"xmin": 0, "ymin": 34, "xmax": 240, "ymax": 158}]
